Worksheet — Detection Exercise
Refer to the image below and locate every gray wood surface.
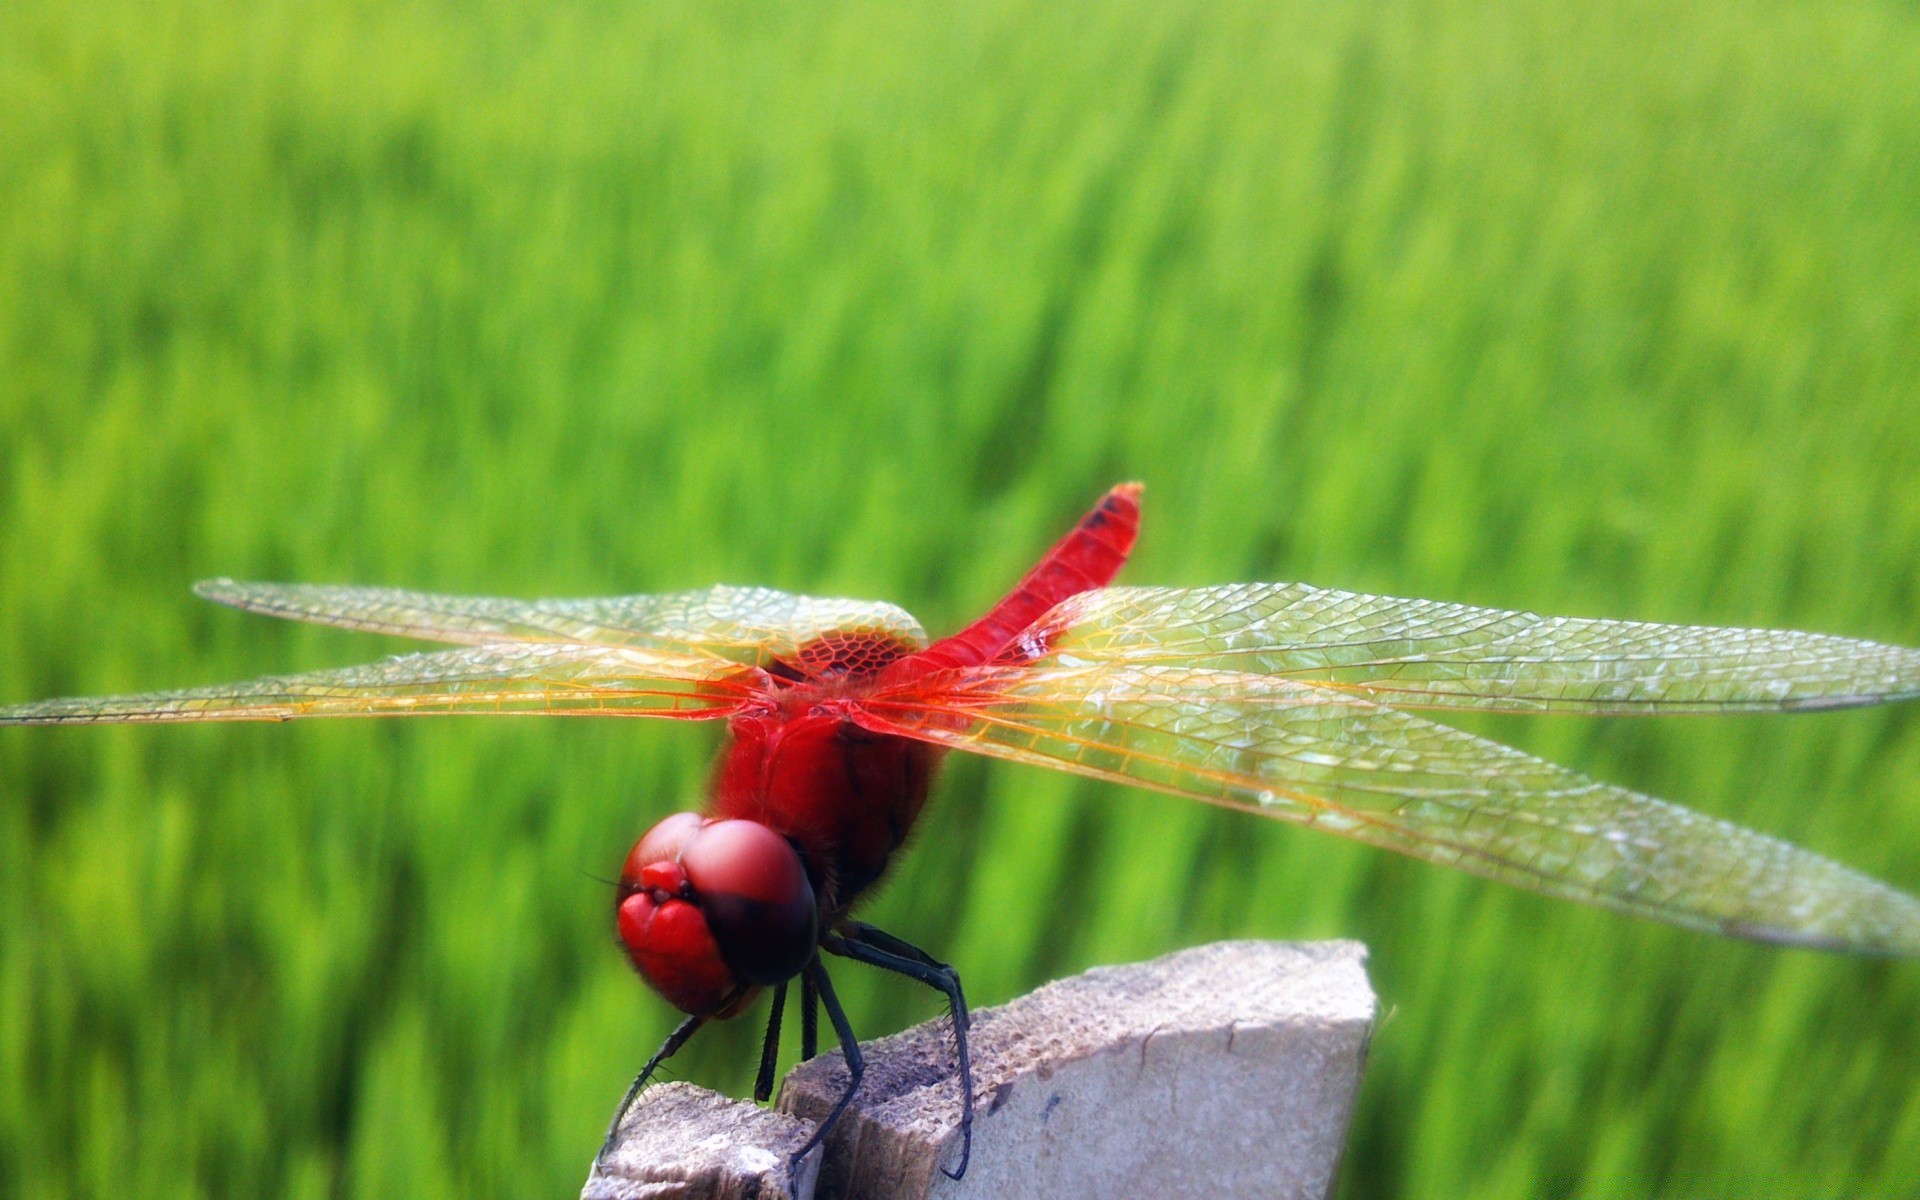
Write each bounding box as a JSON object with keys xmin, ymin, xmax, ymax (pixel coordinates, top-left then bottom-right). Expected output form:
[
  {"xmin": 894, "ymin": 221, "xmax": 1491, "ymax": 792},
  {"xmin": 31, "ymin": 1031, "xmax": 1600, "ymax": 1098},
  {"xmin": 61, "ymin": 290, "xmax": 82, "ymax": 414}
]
[{"xmin": 587, "ymin": 940, "xmax": 1376, "ymax": 1200}]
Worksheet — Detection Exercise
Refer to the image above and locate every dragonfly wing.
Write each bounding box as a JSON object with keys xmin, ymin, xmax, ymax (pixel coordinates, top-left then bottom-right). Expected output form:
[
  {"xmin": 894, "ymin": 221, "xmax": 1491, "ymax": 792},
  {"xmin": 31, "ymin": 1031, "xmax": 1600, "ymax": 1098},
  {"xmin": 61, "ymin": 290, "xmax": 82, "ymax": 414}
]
[
  {"xmin": 1020, "ymin": 584, "xmax": 1920, "ymax": 714},
  {"xmin": 861, "ymin": 664, "xmax": 1920, "ymax": 956},
  {"xmin": 194, "ymin": 579, "xmax": 928, "ymax": 665},
  {"xmin": 0, "ymin": 643, "xmax": 747, "ymax": 725}
]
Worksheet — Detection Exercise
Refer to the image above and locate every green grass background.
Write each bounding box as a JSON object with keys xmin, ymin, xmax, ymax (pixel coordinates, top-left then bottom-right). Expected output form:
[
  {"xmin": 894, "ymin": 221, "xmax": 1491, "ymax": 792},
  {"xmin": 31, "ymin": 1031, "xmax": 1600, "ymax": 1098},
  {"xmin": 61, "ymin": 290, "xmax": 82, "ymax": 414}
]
[{"xmin": 4, "ymin": 0, "xmax": 1920, "ymax": 1195}]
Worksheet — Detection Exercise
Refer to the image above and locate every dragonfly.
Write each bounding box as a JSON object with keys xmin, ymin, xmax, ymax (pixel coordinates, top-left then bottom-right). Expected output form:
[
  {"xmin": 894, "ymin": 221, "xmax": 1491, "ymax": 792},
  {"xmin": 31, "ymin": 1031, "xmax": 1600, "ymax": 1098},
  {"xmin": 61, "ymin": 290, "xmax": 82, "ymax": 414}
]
[{"xmin": 5, "ymin": 483, "xmax": 1920, "ymax": 1183}]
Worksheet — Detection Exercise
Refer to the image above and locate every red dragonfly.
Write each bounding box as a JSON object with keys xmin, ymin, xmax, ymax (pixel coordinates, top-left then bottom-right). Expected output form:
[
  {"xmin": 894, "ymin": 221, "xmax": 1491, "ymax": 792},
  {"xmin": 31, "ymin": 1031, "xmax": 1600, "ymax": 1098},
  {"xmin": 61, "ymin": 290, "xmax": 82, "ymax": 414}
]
[{"xmin": 6, "ymin": 483, "xmax": 1920, "ymax": 1180}]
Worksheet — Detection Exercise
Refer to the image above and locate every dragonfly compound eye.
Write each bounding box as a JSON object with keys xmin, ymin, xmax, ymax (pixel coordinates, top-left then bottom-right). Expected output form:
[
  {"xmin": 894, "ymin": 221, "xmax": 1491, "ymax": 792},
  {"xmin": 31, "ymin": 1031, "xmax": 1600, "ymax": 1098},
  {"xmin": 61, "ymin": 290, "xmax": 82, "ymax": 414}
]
[
  {"xmin": 616, "ymin": 814, "xmax": 817, "ymax": 1016},
  {"xmin": 679, "ymin": 819, "xmax": 818, "ymax": 987}
]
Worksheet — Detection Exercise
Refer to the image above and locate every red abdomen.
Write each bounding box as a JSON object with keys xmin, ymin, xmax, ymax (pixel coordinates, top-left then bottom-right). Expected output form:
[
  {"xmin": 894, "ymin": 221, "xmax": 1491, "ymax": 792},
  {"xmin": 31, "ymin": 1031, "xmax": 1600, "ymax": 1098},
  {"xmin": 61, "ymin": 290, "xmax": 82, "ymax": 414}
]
[{"xmin": 703, "ymin": 483, "xmax": 1141, "ymax": 915}]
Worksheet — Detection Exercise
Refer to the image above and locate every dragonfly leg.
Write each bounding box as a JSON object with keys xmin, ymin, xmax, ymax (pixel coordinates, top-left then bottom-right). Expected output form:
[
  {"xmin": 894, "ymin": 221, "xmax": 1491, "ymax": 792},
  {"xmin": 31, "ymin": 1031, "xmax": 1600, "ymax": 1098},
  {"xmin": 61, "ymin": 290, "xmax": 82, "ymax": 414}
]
[
  {"xmin": 754, "ymin": 981, "xmax": 788, "ymax": 1103},
  {"xmin": 595, "ymin": 1013, "xmax": 706, "ymax": 1164},
  {"xmin": 825, "ymin": 922, "xmax": 974, "ymax": 1180},
  {"xmin": 787, "ymin": 957, "xmax": 864, "ymax": 1189},
  {"xmin": 800, "ymin": 969, "xmax": 820, "ymax": 1061}
]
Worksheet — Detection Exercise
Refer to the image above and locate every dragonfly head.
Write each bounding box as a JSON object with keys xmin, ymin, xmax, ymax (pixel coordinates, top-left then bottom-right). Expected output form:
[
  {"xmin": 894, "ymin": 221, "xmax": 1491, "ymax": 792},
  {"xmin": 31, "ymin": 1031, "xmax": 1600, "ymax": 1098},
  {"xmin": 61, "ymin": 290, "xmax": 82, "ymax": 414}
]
[{"xmin": 616, "ymin": 813, "xmax": 818, "ymax": 1016}]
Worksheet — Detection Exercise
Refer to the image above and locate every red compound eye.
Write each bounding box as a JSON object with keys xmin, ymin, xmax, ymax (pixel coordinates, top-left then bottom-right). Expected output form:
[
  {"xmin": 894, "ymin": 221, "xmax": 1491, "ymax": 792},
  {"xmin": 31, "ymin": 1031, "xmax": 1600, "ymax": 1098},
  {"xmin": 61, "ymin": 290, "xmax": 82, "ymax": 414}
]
[
  {"xmin": 680, "ymin": 820, "xmax": 818, "ymax": 987},
  {"xmin": 616, "ymin": 814, "xmax": 817, "ymax": 1016},
  {"xmin": 616, "ymin": 887, "xmax": 738, "ymax": 1016},
  {"xmin": 622, "ymin": 811, "xmax": 705, "ymax": 887}
]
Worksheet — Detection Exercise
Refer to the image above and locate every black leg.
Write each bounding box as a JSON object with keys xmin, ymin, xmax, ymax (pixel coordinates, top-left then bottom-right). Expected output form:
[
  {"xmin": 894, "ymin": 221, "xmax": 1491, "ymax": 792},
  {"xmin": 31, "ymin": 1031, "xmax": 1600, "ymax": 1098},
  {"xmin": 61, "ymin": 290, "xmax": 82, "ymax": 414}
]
[
  {"xmin": 596, "ymin": 1013, "xmax": 706, "ymax": 1163},
  {"xmin": 787, "ymin": 958, "xmax": 864, "ymax": 1187},
  {"xmin": 826, "ymin": 923, "xmax": 974, "ymax": 1180},
  {"xmin": 841, "ymin": 921, "xmax": 957, "ymax": 975},
  {"xmin": 800, "ymin": 968, "xmax": 820, "ymax": 1061},
  {"xmin": 754, "ymin": 981, "xmax": 788, "ymax": 1104}
]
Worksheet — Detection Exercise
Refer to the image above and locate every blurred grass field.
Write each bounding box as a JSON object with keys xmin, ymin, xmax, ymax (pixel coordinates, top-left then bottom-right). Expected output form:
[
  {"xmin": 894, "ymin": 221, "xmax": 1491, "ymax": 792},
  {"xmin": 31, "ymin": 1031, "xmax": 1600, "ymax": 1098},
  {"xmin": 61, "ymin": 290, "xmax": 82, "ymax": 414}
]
[{"xmin": 4, "ymin": 0, "xmax": 1920, "ymax": 1195}]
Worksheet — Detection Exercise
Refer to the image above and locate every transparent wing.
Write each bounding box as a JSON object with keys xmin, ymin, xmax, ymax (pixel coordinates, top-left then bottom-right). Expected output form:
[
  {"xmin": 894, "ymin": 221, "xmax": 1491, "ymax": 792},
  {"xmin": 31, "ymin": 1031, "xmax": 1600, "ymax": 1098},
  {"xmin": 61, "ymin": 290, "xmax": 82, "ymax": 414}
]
[
  {"xmin": 1017, "ymin": 584, "xmax": 1920, "ymax": 714},
  {"xmin": 194, "ymin": 579, "xmax": 928, "ymax": 666},
  {"xmin": 861, "ymin": 664, "xmax": 1920, "ymax": 955},
  {"xmin": 0, "ymin": 643, "xmax": 748, "ymax": 725}
]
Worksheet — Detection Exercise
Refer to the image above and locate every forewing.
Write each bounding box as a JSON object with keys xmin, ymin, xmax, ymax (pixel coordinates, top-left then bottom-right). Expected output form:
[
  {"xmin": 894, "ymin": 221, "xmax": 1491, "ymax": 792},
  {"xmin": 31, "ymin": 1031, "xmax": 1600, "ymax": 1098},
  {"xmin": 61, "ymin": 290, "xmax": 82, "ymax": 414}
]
[
  {"xmin": 1022, "ymin": 584, "xmax": 1920, "ymax": 714},
  {"xmin": 0, "ymin": 644, "xmax": 746, "ymax": 724},
  {"xmin": 195, "ymin": 579, "xmax": 928, "ymax": 665},
  {"xmin": 862, "ymin": 664, "xmax": 1920, "ymax": 956}
]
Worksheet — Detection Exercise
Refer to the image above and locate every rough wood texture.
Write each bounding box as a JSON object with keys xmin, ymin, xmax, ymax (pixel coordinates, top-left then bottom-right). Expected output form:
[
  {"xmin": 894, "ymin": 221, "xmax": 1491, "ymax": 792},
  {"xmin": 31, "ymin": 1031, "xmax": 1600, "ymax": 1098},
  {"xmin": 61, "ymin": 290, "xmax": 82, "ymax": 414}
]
[
  {"xmin": 583, "ymin": 1082, "xmax": 818, "ymax": 1200},
  {"xmin": 780, "ymin": 940, "xmax": 1374, "ymax": 1200},
  {"xmin": 586, "ymin": 941, "xmax": 1374, "ymax": 1200}
]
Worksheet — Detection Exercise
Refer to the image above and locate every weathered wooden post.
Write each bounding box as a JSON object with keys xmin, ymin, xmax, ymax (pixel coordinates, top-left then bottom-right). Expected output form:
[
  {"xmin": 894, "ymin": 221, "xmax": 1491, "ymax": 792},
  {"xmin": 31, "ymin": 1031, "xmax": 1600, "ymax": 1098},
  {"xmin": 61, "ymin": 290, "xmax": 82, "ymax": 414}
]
[{"xmin": 586, "ymin": 940, "xmax": 1375, "ymax": 1200}]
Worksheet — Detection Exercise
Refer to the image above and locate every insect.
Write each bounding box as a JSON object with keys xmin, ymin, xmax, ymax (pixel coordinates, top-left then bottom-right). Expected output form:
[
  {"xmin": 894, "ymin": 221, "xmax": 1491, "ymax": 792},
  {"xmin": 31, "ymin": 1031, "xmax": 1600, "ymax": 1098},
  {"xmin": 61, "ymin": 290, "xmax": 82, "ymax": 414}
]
[{"xmin": 5, "ymin": 483, "xmax": 1919, "ymax": 1181}]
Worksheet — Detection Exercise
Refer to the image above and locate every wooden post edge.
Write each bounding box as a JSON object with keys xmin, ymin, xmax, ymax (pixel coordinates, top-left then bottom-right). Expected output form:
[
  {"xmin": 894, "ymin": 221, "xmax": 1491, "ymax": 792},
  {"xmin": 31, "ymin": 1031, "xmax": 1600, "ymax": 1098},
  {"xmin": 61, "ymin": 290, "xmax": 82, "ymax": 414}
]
[{"xmin": 587, "ymin": 940, "xmax": 1376, "ymax": 1200}]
